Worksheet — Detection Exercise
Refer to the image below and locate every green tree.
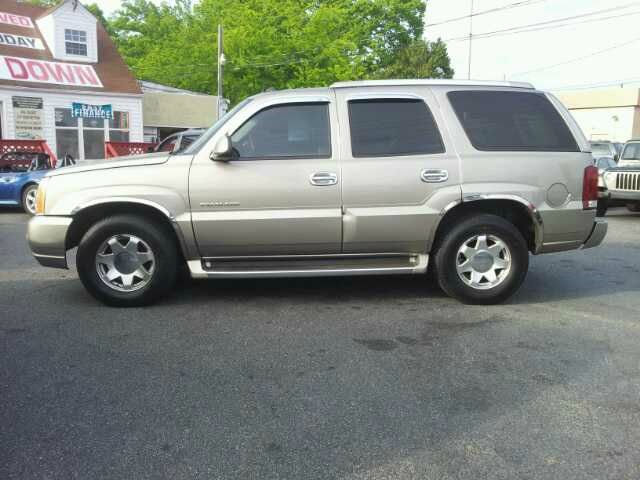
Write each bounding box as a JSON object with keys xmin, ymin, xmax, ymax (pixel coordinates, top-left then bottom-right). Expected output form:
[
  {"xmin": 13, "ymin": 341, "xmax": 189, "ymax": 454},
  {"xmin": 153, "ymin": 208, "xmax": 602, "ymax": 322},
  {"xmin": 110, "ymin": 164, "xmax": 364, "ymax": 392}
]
[
  {"xmin": 377, "ymin": 39, "xmax": 454, "ymax": 79},
  {"xmin": 110, "ymin": 0, "xmax": 452, "ymax": 104}
]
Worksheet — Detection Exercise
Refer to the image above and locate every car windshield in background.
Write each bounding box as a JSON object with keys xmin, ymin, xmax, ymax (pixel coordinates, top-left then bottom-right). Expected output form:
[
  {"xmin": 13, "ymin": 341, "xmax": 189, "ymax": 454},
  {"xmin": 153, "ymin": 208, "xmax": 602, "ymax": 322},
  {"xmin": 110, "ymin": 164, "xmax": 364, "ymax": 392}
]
[
  {"xmin": 622, "ymin": 143, "xmax": 640, "ymax": 160},
  {"xmin": 183, "ymin": 97, "xmax": 254, "ymax": 155},
  {"xmin": 590, "ymin": 143, "xmax": 612, "ymax": 156}
]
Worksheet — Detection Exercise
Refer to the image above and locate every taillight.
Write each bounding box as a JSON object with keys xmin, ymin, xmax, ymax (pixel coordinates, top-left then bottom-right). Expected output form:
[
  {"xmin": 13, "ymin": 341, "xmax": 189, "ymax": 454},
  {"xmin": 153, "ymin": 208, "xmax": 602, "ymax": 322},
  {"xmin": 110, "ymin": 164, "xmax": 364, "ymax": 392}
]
[{"xmin": 583, "ymin": 165, "xmax": 599, "ymax": 210}]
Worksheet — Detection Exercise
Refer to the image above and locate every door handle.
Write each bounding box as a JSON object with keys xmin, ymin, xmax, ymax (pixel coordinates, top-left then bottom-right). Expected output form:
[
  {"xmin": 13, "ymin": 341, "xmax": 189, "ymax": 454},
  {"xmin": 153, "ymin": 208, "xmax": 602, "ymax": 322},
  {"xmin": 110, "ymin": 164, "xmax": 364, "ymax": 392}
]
[
  {"xmin": 421, "ymin": 169, "xmax": 449, "ymax": 183},
  {"xmin": 310, "ymin": 172, "xmax": 338, "ymax": 186}
]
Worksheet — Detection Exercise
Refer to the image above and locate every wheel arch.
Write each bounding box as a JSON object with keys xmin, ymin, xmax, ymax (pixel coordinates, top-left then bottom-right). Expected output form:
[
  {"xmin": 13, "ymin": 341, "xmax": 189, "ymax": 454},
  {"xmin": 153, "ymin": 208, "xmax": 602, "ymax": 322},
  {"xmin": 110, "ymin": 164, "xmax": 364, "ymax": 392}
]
[
  {"xmin": 65, "ymin": 200, "xmax": 190, "ymax": 261},
  {"xmin": 20, "ymin": 181, "xmax": 39, "ymax": 196},
  {"xmin": 429, "ymin": 195, "xmax": 543, "ymax": 254}
]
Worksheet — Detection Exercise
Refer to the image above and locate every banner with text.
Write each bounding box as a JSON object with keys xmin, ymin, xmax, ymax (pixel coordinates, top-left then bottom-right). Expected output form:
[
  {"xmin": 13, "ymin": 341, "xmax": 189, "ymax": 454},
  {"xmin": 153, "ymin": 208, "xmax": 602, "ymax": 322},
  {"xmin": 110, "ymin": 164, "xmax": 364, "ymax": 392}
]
[
  {"xmin": 0, "ymin": 11, "xmax": 33, "ymax": 29},
  {"xmin": 0, "ymin": 32, "xmax": 45, "ymax": 50},
  {"xmin": 0, "ymin": 56, "xmax": 103, "ymax": 88},
  {"xmin": 72, "ymin": 102, "xmax": 113, "ymax": 120}
]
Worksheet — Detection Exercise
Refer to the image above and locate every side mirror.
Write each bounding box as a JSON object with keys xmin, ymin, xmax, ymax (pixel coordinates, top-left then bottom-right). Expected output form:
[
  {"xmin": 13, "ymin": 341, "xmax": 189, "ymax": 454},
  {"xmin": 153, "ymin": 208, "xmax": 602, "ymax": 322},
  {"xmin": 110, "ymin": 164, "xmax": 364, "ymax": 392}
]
[
  {"xmin": 147, "ymin": 146, "xmax": 155, "ymax": 153},
  {"xmin": 210, "ymin": 134, "xmax": 233, "ymax": 161},
  {"xmin": 171, "ymin": 142, "xmax": 182, "ymax": 154}
]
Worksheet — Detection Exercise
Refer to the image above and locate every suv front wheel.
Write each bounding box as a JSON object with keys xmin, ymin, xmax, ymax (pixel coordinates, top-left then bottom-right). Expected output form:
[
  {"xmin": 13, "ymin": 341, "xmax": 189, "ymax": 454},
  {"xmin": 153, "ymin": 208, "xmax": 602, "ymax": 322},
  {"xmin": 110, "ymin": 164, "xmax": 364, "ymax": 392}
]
[
  {"xmin": 434, "ymin": 214, "xmax": 529, "ymax": 305},
  {"xmin": 76, "ymin": 215, "xmax": 178, "ymax": 307}
]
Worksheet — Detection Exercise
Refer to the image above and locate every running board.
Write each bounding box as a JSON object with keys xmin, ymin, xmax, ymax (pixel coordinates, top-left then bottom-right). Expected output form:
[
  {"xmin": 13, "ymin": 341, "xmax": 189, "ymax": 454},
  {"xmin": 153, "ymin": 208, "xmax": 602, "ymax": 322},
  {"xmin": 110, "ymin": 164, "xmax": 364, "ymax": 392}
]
[{"xmin": 187, "ymin": 253, "xmax": 428, "ymax": 279}]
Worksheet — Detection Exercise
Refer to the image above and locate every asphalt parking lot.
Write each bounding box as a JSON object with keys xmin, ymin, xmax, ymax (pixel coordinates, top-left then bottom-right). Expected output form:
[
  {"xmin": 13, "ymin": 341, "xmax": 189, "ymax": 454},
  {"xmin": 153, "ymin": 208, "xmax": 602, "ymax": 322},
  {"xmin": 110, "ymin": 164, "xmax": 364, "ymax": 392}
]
[{"xmin": 1, "ymin": 208, "xmax": 640, "ymax": 480}]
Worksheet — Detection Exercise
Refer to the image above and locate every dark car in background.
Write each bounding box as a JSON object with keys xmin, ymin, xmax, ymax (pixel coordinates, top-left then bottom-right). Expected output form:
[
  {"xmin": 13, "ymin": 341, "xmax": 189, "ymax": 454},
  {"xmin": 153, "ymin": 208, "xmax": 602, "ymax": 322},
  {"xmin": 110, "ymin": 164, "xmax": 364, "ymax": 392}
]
[{"xmin": 151, "ymin": 128, "xmax": 205, "ymax": 154}]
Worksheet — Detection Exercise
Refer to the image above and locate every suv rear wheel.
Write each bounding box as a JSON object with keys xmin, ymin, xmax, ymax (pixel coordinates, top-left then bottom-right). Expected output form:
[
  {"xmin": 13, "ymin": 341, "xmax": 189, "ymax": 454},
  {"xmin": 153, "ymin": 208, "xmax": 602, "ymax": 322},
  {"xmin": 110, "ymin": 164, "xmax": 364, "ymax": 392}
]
[
  {"xmin": 434, "ymin": 214, "xmax": 529, "ymax": 305},
  {"xmin": 76, "ymin": 215, "xmax": 178, "ymax": 307}
]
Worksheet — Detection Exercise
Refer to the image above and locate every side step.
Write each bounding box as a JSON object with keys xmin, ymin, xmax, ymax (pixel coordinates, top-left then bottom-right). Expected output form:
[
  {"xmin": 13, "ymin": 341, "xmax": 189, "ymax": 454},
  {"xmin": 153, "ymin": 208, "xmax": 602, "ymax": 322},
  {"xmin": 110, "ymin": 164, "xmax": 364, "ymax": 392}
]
[{"xmin": 187, "ymin": 253, "xmax": 428, "ymax": 279}]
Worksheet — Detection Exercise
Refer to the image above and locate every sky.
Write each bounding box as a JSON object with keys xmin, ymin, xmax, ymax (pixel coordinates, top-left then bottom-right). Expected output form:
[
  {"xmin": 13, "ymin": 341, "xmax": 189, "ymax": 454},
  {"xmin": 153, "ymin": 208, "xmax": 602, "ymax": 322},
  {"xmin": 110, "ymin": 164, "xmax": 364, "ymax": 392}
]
[
  {"xmin": 92, "ymin": 0, "xmax": 170, "ymax": 16},
  {"xmin": 424, "ymin": 0, "xmax": 640, "ymax": 90},
  {"xmin": 92, "ymin": 0, "xmax": 640, "ymax": 91}
]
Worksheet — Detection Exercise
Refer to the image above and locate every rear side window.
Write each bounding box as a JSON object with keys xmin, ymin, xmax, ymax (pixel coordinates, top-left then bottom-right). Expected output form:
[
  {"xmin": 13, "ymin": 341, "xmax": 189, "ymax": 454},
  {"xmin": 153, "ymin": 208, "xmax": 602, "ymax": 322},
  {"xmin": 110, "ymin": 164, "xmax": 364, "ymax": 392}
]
[
  {"xmin": 348, "ymin": 99, "xmax": 445, "ymax": 157},
  {"xmin": 448, "ymin": 91, "xmax": 578, "ymax": 152}
]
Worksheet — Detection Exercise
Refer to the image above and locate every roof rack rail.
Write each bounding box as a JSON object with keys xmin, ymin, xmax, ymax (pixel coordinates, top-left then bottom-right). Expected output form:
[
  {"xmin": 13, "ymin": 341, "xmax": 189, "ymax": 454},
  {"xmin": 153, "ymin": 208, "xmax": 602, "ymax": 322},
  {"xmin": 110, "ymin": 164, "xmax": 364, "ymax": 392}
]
[{"xmin": 330, "ymin": 79, "xmax": 535, "ymax": 89}]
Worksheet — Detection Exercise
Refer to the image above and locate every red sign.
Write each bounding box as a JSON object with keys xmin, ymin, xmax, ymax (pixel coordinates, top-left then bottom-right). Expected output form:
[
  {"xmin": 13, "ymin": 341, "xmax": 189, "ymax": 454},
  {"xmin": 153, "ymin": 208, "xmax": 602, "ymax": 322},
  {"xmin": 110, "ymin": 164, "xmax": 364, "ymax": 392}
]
[
  {"xmin": 0, "ymin": 56, "xmax": 103, "ymax": 88},
  {"xmin": 0, "ymin": 11, "xmax": 34, "ymax": 29}
]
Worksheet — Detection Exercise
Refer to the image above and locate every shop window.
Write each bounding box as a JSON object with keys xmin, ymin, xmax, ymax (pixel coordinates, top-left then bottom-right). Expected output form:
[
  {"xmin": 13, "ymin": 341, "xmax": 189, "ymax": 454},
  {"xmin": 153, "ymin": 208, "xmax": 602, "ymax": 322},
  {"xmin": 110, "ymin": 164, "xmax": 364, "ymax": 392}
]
[
  {"xmin": 55, "ymin": 109, "xmax": 131, "ymax": 161},
  {"xmin": 84, "ymin": 129, "xmax": 105, "ymax": 159},
  {"xmin": 55, "ymin": 108, "xmax": 79, "ymax": 160},
  {"xmin": 83, "ymin": 117, "xmax": 105, "ymax": 160},
  {"xmin": 109, "ymin": 111, "xmax": 130, "ymax": 143},
  {"xmin": 65, "ymin": 29, "xmax": 87, "ymax": 56}
]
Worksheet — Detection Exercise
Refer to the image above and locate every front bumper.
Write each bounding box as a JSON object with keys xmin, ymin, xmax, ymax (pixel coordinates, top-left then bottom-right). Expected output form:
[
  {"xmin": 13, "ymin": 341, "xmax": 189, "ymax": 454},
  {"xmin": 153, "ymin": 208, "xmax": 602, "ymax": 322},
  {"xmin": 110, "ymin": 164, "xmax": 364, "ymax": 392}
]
[
  {"xmin": 27, "ymin": 215, "xmax": 72, "ymax": 269},
  {"xmin": 583, "ymin": 219, "xmax": 607, "ymax": 250},
  {"xmin": 608, "ymin": 190, "xmax": 640, "ymax": 201}
]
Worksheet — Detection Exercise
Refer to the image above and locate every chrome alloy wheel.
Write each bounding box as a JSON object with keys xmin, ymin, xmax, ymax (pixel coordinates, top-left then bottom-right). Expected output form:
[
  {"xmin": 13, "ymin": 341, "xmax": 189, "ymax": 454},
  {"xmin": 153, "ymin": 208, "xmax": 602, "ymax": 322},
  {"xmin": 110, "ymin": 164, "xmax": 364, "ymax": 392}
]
[
  {"xmin": 25, "ymin": 188, "xmax": 37, "ymax": 214},
  {"xmin": 456, "ymin": 234, "xmax": 512, "ymax": 290},
  {"xmin": 95, "ymin": 234, "xmax": 155, "ymax": 292}
]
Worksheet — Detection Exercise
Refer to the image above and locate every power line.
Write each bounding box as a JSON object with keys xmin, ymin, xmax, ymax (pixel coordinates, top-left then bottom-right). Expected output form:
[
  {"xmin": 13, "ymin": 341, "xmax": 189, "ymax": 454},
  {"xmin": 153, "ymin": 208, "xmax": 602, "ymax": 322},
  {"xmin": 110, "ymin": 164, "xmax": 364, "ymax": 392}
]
[
  {"xmin": 443, "ymin": 1, "xmax": 640, "ymax": 42},
  {"xmin": 466, "ymin": 9, "xmax": 640, "ymax": 41},
  {"xmin": 511, "ymin": 35, "xmax": 640, "ymax": 77},
  {"xmin": 549, "ymin": 76, "xmax": 640, "ymax": 91},
  {"xmin": 425, "ymin": 0, "xmax": 550, "ymax": 27}
]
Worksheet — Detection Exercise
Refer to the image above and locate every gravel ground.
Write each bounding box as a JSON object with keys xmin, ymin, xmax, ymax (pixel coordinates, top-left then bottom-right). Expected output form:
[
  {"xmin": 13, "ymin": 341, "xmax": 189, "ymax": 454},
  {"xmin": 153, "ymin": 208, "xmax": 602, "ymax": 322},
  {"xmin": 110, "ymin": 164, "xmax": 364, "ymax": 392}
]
[{"xmin": 1, "ymin": 208, "xmax": 640, "ymax": 480}]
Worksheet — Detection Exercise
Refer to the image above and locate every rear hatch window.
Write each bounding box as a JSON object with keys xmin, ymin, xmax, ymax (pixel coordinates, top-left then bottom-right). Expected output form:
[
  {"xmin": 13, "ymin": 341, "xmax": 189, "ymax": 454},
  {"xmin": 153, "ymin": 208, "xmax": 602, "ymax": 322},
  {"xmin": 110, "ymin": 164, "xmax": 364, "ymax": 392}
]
[{"xmin": 448, "ymin": 90, "xmax": 579, "ymax": 152}]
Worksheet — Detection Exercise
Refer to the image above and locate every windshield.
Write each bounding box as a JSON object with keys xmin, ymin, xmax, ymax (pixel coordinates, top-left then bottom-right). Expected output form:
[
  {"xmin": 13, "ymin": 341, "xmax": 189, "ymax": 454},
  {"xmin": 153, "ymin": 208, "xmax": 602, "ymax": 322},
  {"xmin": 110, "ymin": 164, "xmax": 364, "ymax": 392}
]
[
  {"xmin": 183, "ymin": 97, "xmax": 254, "ymax": 155},
  {"xmin": 621, "ymin": 143, "xmax": 640, "ymax": 160},
  {"xmin": 590, "ymin": 143, "xmax": 612, "ymax": 156}
]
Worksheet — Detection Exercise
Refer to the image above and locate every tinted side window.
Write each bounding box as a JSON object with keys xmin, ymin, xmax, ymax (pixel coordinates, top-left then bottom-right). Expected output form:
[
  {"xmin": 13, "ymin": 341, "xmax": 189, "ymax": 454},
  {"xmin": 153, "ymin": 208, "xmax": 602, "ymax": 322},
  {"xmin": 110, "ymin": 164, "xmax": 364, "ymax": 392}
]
[
  {"xmin": 348, "ymin": 99, "xmax": 445, "ymax": 157},
  {"xmin": 448, "ymin": 91, "xmax": 578, "ymax": 152},
  {"xmin": 231, "ymin": 103, "xmax": 331, "ymax": 159}
]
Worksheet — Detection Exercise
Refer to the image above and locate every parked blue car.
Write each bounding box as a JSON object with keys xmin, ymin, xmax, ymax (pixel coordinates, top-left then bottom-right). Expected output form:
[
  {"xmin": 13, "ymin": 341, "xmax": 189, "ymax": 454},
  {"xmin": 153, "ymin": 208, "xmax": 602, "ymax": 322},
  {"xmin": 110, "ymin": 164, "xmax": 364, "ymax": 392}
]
[{"xmin": 0, "ymin": 152, "xmax": 53, "ymax": 215}]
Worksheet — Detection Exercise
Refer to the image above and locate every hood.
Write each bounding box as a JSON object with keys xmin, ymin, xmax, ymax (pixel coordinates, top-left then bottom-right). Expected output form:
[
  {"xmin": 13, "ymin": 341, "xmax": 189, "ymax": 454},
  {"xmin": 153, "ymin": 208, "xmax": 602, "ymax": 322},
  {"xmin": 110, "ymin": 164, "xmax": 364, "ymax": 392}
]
[
  {"xmin": 607, "ymin": 165, "xmax": 640, "ymax": 172},
  {"xmin": 46, "ymin": 152, "xmax": 170, "ymax": 177}
]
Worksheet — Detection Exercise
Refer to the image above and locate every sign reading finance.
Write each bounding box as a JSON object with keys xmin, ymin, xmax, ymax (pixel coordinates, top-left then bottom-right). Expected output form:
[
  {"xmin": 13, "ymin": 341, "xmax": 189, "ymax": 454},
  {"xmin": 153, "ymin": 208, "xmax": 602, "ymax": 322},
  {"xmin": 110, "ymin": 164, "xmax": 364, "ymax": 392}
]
[
  {"xmin": 72, "ymin": 102, "xmax": 113, "ymax": 120},
  {"xmin": 12, "ymin": 96, "xmax": 44, "ymax": 140},
  {"xmin": 0, "ymin": 56, "xmax": 103, "ymax": 88},
  {"xmin": 0, "ymin": 32, "xmax": 45, "ymax": 50},
  {"xmin": 0, "ymin": 11, "xmax": 33, "ymax": 28}
]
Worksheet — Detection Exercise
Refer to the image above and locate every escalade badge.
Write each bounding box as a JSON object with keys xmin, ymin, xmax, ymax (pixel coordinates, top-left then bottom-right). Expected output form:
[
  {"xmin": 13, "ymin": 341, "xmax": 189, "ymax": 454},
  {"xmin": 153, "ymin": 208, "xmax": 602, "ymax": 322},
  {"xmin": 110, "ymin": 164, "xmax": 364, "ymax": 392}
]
[{"xmin": 199, "ymin": 201, "xmax": 240, "ymax": 207}]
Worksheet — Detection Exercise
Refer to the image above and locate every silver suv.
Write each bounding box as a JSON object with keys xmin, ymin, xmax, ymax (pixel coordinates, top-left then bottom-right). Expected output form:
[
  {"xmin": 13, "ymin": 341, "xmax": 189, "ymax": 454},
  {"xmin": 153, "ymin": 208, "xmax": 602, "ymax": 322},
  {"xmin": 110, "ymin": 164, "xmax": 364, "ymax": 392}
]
[{"xmin": 27, "ymin": 80, "xmax": 607, "ymax": 307}]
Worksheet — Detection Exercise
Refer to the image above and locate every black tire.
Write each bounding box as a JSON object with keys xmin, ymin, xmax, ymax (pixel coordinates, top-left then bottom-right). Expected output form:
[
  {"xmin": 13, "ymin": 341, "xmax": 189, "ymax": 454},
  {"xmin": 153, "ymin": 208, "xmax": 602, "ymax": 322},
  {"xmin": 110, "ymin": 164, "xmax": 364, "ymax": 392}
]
[
  {"xmin": 627, "ymin": 203, "xmax": 640, "ymax": 213},
  {"xmin": 21, "ymin": 183, "xmax": 38, "ymax": 215},
  {"xmin": 596, "ymin": 198, "xmax": 609, "ymax": 217},
  {"xmin": 76, "ymin": 215, "xmax": 178, "ymax": 307},
  {"xmin": 433, "ymin": 214, "xmax": 529, "ymax": 305}
]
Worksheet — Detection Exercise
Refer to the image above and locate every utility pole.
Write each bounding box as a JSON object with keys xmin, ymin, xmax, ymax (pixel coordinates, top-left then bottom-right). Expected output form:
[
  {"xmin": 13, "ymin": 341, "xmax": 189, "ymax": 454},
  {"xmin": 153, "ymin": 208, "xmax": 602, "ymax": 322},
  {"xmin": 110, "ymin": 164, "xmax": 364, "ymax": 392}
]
[
  {"xmin": 467, "ymin": 0, "xmax": 474, "ymax": 80},
  {"xmin": 216, "ymin": 24, "xmax": 225, "ymax": 118}
]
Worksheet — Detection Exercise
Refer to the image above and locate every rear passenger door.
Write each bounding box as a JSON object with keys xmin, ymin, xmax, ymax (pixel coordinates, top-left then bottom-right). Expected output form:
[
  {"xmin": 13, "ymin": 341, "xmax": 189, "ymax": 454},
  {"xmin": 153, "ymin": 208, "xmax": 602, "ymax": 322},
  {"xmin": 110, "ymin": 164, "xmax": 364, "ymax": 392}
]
[{"xmin": 335, "ymin": 88, "xmax": 461, "ymax": 253}]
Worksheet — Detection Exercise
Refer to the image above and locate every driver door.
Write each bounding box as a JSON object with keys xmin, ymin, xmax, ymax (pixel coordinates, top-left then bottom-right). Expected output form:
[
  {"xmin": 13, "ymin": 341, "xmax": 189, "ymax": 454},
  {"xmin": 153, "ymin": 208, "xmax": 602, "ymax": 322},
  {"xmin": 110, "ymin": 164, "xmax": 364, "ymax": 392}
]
[{"xmin": 189, "ymin": 94, "xmax": 342, "ymax": 257}]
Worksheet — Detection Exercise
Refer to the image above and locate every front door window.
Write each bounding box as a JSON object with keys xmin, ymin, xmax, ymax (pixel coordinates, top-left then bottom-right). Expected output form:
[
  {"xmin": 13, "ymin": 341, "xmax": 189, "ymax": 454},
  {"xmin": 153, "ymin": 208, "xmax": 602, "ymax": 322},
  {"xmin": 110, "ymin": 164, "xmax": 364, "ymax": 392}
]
[{"xmin": 231, "ymin": 103, "xmax": 331, "ymax": 160}]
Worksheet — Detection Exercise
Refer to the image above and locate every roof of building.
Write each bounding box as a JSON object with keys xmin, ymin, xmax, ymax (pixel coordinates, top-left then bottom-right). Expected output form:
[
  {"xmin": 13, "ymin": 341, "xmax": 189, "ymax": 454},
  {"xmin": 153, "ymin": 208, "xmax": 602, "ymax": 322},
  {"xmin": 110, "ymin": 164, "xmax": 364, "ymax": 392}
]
[
  {"xmin": 330, "ymin": 79, "xmax": 535, "ymax": 89},
  {"xmin": 140, "ymin": 80, "xmax": 214, "ymax": 96},
  {"xmin": 553, "ymin": 87, "xmax": 640, "ymax": 109},
  {"xmin": 0, "ymin": 0, "xmax": 141, "ymax": 95}
]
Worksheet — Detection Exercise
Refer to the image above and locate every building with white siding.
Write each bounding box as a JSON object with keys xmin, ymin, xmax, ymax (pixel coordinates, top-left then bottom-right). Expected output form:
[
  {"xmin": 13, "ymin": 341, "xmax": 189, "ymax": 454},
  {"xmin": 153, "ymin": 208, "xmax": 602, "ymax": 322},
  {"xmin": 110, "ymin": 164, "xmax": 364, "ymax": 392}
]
[
  {"xmin": 554, "ymin": 87, "xmax": 640, "ymax": 143},
  {"xmin": 0, "ymin": 0, "xmax": 143, "ymax": 161}
]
